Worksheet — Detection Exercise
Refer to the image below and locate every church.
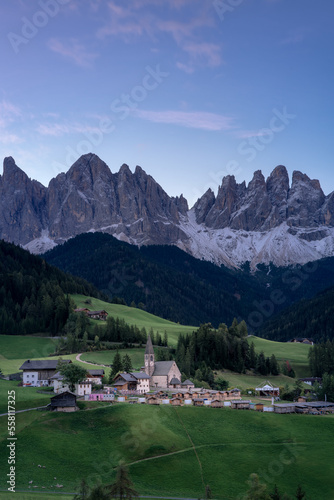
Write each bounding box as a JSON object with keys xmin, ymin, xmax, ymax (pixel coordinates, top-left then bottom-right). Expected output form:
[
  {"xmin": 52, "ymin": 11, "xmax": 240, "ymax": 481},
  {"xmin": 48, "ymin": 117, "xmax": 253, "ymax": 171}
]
[{"xmin": 144, "ymin": 335, "xmax": 182, "ymax": 389}]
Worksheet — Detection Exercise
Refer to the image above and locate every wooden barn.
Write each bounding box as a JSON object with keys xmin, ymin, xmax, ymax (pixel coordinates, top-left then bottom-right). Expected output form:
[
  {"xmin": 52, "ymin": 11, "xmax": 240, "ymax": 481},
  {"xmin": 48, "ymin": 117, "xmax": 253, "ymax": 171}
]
[
  {"xmin": 171, "ymin": 397, "xmax": 183, "ymax": 406},
  {"xmin": 146, "ymin": 395, "xmax": 160, "ymax": 405},
  {"xmin": 50, "ymin": 391, "xmax": 77, "ymax": 412},
  {"xmin": 211, "ymin": 399, "xmax": 224, "ymax": 408},
  {"xmin": 273, "ymin": 403, "xmax": 296, "ymax": 414},
  {"xmin": 231, "ymin": 400, "xmax": 251, "ymax": 410},
  {"xmin": 192, "ymin": 398, "xmax": 204, "ymax": 407}
]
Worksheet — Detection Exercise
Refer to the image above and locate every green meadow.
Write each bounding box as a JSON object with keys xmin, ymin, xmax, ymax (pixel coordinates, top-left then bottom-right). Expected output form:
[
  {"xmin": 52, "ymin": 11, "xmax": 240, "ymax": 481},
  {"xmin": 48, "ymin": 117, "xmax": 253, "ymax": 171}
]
[
  {"xmin": 0, "ymin": 404, "xmax": 333, "ymax": 499},
  {"xmin": 71, "ymin": 294, "xmax": 196, "ymax": 345},
  {"xmin": 249, "ymin": 335, "xmax": 311, "ymax": 379}
]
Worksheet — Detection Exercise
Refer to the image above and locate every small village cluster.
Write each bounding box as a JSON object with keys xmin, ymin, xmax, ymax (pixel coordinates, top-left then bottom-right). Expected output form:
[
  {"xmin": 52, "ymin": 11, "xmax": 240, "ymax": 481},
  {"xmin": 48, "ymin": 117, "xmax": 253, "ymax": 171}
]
[{"xmin": 18, "ymin": 335, "xmax": 332, "ymax": 416}]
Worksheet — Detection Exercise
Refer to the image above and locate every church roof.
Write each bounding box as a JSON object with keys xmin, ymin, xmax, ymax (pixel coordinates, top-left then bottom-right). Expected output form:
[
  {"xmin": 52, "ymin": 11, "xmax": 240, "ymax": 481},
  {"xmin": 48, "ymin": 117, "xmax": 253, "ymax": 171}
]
[
  {"xmin": 145, "ymin": 335, "xmax": 154, "ymax": 355},
  {"xmin": 152, "ymin": 361, "xmax": 175, "ymax": 376}
]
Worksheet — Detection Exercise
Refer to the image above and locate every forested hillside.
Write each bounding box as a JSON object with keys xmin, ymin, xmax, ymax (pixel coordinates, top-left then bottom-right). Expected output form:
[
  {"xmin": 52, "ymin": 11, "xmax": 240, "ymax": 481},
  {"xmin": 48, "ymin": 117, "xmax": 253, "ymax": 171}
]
[
  {"xmin": 0, "ymin": 240, "xmax": 107, "ymax": 335},
  {"xmin": 43, "ymin": 232, "xmax": 267, "ymax": 327},
  {"xmin": 258, "ymin": 286, "xmax": 334, "ymax": 342}
]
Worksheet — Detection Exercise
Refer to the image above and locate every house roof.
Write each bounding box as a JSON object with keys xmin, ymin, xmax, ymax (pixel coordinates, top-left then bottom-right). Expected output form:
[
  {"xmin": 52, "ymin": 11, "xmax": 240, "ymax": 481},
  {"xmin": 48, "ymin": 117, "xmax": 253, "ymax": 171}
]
[
  {"xmin": 145, "ymin": 335, "xmax": 154, "ymax": 355},
  {"xmin": 20, "ymin": 359, "xmax": 71, "ymax": 371},
  {"xmin": 116, "ymin": 373, "xmax": 138, "ymax": 383},
  {"xmin": 87, "ymin": 369, "xmax": 105, "ymax": 376},
  {"xmin": 152, "ymin": 360, "xmax": 175, "ymax": 376},
  {"xmin": 131, "ymin": 372, "xmax": 150, "ymax": 380},
  {"xmin": 87, "ymin": 310, "xmax": 108, "ymax": 315},
  {"xmin": 51, "ymin": 390, "xmax": 76, "ymax": 400}
]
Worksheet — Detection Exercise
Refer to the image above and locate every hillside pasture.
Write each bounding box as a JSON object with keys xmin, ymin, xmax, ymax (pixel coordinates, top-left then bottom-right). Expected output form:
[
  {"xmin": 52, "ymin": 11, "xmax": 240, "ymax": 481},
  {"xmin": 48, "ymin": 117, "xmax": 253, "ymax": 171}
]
[
  {"xmin": 250, "ymin": 335, "xmax": 311, "ymax": 378},
  {"xmin": 0, "ymin": 404, "xmax": 333, "ymax": 499},
  {"xmin": 71, "ymin": 294, "xmax": 196, "ymax": 345}
]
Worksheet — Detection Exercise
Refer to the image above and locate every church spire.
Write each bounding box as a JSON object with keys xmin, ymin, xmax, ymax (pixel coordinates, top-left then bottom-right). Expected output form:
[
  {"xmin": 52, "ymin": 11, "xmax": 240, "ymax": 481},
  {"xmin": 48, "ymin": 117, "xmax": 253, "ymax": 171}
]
[{"xmin": 145, "ymin": 335, "xmax": 155, "ymax": 377}]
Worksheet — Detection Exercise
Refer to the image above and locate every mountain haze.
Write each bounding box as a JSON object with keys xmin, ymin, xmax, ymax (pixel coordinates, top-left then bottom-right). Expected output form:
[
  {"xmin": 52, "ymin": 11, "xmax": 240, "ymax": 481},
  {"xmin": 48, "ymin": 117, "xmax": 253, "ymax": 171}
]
[{"xmin": 1, "ymin": 154, "xmax": 334, "ymax": 269}]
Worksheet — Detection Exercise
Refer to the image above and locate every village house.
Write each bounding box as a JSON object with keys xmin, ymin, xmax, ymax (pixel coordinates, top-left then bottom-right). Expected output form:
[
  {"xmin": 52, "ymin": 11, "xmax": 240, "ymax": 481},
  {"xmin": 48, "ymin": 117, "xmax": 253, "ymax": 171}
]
[
  {"xmin": 288, "ymin": 337, "xmax": 314, "ymax": 345},
  {"xmin": 113, "ymin": 372, "xmax": 150, "ymax": 394},
  {"xmin": 20, "ymin": 359, "xmax": 71, "ymax": 387},
  {"xmin": 144, "ymin": 335, "xmax": 181, "ymax": 389},
  {"xmin": 85, "ymin": 369, "xmax": 105, "ymax": 385},
  {"xmin": 50, "ymin": 371, "xmax": 92, "ymax": 396},
  {"xmin": 50, "ymin": 391, "xmax": 78, "ymax": 412},
  {"xmin": 74, "ymin": 308, "xmax": 108, "ymax": 320}
]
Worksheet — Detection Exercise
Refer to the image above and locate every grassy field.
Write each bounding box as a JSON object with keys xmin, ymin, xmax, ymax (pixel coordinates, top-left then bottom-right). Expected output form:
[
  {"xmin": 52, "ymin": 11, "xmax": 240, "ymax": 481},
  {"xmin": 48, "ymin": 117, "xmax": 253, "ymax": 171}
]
[
  {"xmin": 71, "ymin": 294, "xmax": 196, "ymax": 345},
  {"xmin": 0, "ymin": 404, "xmax": 333, "ymax": 499},
  {"xmin": 250, "ymin": 335, "xmax": 311, "ymax": 379}
]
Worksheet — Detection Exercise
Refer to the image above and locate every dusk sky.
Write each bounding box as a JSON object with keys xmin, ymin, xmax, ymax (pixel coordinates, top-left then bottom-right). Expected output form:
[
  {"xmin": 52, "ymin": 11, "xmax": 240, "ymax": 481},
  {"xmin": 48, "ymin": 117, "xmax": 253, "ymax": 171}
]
[{"xmin": 1, "ymin": 0, "xmax": 333, "ymax": 207}]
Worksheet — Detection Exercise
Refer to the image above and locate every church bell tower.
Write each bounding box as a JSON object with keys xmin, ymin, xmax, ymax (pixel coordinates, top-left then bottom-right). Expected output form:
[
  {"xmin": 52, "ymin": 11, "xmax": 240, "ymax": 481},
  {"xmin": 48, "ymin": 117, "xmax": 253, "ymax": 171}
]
[{"xmin": 145, "ymin": 335, "xmax": 155, "ymax": 377}]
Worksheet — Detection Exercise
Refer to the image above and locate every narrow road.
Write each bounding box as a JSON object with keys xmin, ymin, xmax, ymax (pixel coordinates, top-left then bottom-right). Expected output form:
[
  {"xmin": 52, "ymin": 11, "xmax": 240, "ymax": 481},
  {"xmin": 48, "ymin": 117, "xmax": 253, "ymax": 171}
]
[{"xmin": 75, "ymin": 353, "xmax": 109, "ymax": 367}]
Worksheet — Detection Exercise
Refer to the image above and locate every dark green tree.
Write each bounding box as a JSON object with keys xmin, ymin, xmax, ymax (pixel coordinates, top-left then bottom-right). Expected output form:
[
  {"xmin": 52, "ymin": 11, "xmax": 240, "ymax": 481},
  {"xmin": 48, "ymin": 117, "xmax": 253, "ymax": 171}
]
[
  {"xmin": 123, "ymin": 354, "xmax": 133, "ymax": 373},
  {"xmin": 73, "ymin": 478, "xmax": 90, "ymax": 499},
  {"xmin": 109, "ymin": 351, "xmax": 123, "ymax": 382},
  {"xmin": 107, "ymin": 463, "xmax": 139, "ymax": 500},
  {"xmin": 58, "ymin": 362, "xmax": 88, "ymax": 392},
  {"xmin": 295, "ymin": 484, "xmax": 306, "ymax": 500}
]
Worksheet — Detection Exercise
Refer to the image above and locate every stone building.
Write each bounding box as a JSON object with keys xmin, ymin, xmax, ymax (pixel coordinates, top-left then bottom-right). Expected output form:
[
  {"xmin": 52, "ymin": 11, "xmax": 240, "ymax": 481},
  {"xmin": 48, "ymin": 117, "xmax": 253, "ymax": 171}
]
[{"xmin": 144, "ymin": 335, "xmax": 182, "ymax": 389}]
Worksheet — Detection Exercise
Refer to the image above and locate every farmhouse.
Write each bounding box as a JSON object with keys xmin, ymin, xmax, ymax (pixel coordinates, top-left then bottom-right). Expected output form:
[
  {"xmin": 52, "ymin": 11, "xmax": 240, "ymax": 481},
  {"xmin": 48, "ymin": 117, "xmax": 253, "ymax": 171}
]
[
  {"xmin": 20, "ymin": 359, "xmax": 71, "ymax": 387},
  {"xmin": 50, "ymin": 391, "xmax": 78, "ymax": 412},
  {"xmin": 144, "ymin": 335, "xmax": 182, "ymax": 389},
  {"xmin": 85, "ymin": 369, "xmax": 105, "ymax": 384},
  {"xmin": 87, "ymin": 310, "xmax": 108, "ymax": 320},
  {"xmin": 50, "ymin": 371, "xmax": 92, "ymax": 396},
  {"xmin": 288, "ymin": 337, "xmax": 314, "ymax": 345},
  {"xmin": 113, "ymin": 372, "xmax": 150, "ymax": 394}
]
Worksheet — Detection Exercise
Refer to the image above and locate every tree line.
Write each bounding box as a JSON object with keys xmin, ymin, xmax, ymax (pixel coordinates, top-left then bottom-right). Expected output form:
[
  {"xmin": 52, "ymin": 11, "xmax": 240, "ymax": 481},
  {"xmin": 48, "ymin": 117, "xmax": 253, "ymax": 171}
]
[
  {"xmin": 175, "ymin": 320, "xmax": 280, "ymax": 387},
  {"xmin": 0, "ymin": 240, "xmax": 106, "ymax": 335}
]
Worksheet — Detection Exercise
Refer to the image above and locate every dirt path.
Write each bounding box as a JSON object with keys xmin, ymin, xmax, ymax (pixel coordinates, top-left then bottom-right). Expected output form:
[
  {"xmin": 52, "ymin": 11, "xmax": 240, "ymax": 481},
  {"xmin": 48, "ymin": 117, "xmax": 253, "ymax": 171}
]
[{"xmin": 75, "ymin": 353, "xmax": 108, "ymax": 367}]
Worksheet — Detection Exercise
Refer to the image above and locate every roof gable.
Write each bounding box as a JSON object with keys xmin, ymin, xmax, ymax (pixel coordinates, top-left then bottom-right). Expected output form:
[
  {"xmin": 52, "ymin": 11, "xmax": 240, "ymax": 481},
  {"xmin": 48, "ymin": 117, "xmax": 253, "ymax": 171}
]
[
  {"xmin": 20, "ymin": 359, "xmax": 71, "ymax": 371},
  {"xmin": 153, "ymin": 361, "xmax": 175, "ymax": 376}
]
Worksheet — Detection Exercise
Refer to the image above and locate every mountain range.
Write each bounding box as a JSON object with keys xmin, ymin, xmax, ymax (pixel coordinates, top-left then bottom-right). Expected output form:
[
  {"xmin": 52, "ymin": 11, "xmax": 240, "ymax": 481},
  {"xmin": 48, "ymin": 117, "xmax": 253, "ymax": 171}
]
[{"xmin": 1, "ymin": 153, "xmax": 334, "ymax": 269}]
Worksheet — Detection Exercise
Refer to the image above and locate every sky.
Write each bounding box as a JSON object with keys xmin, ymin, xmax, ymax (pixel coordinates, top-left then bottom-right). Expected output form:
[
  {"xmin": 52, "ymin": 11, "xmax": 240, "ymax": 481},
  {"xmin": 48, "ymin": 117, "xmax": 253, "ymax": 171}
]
[{"xmin": 1, "ymin": 0, "xmax": 334, "ymax": 207}]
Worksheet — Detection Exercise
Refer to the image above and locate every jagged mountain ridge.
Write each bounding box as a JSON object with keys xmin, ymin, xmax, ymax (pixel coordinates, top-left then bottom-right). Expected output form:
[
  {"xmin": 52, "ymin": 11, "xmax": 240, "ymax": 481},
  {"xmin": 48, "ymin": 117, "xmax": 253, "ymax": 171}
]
[{"xmin": 1, "ymin": 153, "xmax": 334, "ymax": 268}]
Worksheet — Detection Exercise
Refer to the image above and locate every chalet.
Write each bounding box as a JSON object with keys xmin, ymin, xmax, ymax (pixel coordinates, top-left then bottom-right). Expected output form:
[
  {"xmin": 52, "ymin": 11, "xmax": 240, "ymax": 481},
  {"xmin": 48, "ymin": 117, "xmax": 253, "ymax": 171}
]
[
  {"xmin": 144, "ymin": 335, "xmax": 182, "ymax": 389},
  {"xmin": 113, "ymin": 372, "xmax": 150, "ymax": 394},
  {"xmin": 50, "ymin": 391, "xmax": 78, "ymax": 412},
  {"xmin": 231, "ymin": 400, "xmax": 251, "ymax": 410},
  {"xmin": 87, "ymin": 310, "xmax": 108, "ymax": 321},
  {"xmin": 50, "ymin": 372, "xmax": 92, "ymax": 396},
  {"xmin": 20, "ymin": 359, "xmax": 71, "ymax": 387},
  {"xmin": 288, "ymin": 337, "xmax": 314, "ymax": 345},
  {"xmin": 74, "ymin": 308, "xmax": 90, "ymax": 314},
  {"xmin": 299, "ymin": 377, "xmax": 322, "ymax": 386},
  {"xmin": 86, "ymin": 369, "xmax": 105, "ymax": 385}
]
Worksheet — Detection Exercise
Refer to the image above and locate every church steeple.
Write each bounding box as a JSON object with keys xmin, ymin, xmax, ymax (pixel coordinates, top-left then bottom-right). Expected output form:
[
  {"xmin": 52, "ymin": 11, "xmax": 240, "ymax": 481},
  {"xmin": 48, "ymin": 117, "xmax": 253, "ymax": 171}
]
[{"xmin": 145, "ymin": 335, "xmax": 155, "ymax": 377}]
